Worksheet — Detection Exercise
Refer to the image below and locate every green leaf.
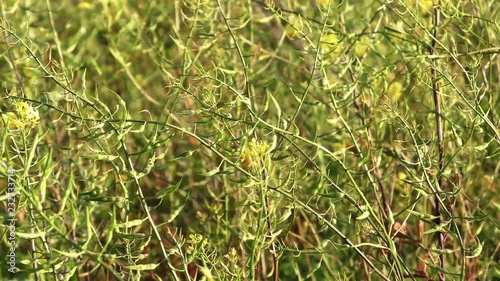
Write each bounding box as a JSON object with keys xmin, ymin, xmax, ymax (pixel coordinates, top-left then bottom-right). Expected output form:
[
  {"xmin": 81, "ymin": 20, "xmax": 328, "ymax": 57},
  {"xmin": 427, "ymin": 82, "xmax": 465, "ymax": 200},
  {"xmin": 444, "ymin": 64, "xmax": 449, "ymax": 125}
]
[
  {"xmin": 214, "ymin": 168, "xmax": 235, "ymax": 175},
  {"xmin": 466, "ymin": 238, "xmax": 483, "ymax": 259},
  {"xmin": 39, "ymin": 149, "xmax": 57, "ymax": 202},
  {"xmin": 168, "ymin": 190, "xmax": 190, "ymax": 223},
  {"xmin": 170, "ymin": 150, "xmax": 194, "ymax": 161},
  {"xmin": 52, "ymin": 249, "xmax": 85, "ymax": 258},
  {"xmin": 81, "ymin": 154, "xmax": 119, "ymax": 161},
  {"xmin": 115, "ymin": 219, "xmax": 146, "ymax": 228},
  {"xmin": 201, "ymin": 166, "xmax": 220, "ymax": 177},
  {"xmin": 117, "ymin": 232, "xmax": 148, "ymax": 240},
  {"xmin": 408, "ymin": 209, "xmax": 439, "ymax": 221},
  {"xmin": 473, "ymin": 141, "xmax": 491, "ymax": 152},
  {"xmin": 16, "ymin": 231, "xmax": 46, "ymax": 239},
  {"xmin": 155, "ymin": 179, "xmax": 182, "ymax": 199},
  {"xmin": 268, "ymin": 134, "xmax": 278, "ymax": 153},
  {"xmin": 318, "ymin": 193, "xmax": 345, "ymax": 199},
  {"xmin": 123, "ymin": 263, "xmax": 159, "ymax": 270},
  {"xmin": 269, "ymin": 92, "xmax": 282, "ymax": 119},
  {"xmin": 356, "ymin": 211, "xmax": 370, "ymax": 220},
  {"xmin": 431, "ymin": 248, "xmax": 458, "ymax": 255},
  {"xmin": 84, "ymin": 196, "xmax": 126, "ymax": 203},
  {"xmin": 109, "ymin": 89, "xmax": 128, "ymax": 126},
  {"xmin": 271, "ymin": 154, "xmax": 291, "ymax": 161}
]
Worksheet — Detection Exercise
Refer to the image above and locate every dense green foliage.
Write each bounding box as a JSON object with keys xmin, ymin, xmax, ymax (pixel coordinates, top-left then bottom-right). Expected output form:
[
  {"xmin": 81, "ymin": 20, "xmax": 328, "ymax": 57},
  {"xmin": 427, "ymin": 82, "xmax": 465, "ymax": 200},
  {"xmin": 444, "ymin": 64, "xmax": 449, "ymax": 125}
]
[{"xmin": 1, "ymin": 0, "xmax": 498, "ymax": 280}]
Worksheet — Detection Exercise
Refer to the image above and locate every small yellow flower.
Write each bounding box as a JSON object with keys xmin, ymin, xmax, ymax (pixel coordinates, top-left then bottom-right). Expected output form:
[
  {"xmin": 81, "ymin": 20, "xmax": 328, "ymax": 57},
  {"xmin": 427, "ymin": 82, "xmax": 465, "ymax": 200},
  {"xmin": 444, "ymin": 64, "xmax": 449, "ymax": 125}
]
[
  {"xmin": 354, "ymin": 36, "xmax": 370, "ymax": 57},
  {"xmin": 78, "ymin": 2, "xmax": 93, "ymax": 10},
  {"xmin": 16, "ymin": 102, "xmax": 30, "ymax": 118},
  {"xmin": 387, "ymin": 81, "xmax": 403, "ymax": 102},
  {"xmin": 285, "ymin": 15, "xmax": 304, "ymax": 38},
  {"xmin": 1, "ymin": 112, "xmax": 23, "ymax": 130},
  {"xmin": 320, "ymin": 34, "xmax": 342, "ymax": 60},
  {"xmin": 16, "ymin": 101, "xmax": 40, "ymax": 127},
  {"xmin": 28, "ymin": 109, "xmax": 40, "ymax": 124},
  {"xmin": 316, "ymin": 0, "xmax": 333, "ymax": 10},
  {"xmin": 403, "ymin": 0, "xmax": 434, "ymax": 16},
  {"xmin": 225, "ymin": 247, "xmax": 238, "ymax": 264},
  {"xmin": 1, "ymin": 101, "xmax": 40, "ymax": 130},
  {"xmin": 187, "ymin": 234, "xmax": 204, "ymax": 244},
  {"xmin": 240, "ymin": 138, "xmax": 269, "ymax": 171},
  {"xmin": 418, "ymin": 0, "xmax": 434, "ymax": 15},
  {"xmin": 186, "ymin": 245, "xmax": 195, "ymax": 255}
]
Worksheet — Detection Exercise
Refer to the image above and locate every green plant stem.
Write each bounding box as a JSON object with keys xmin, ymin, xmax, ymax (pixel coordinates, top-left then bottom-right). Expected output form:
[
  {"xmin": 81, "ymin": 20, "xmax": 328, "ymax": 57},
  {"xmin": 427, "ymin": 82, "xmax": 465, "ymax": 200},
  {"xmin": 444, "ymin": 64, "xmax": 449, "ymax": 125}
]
[{"xmin": 429, "ymin": 5, "xmax": 446, "ymax": 281}]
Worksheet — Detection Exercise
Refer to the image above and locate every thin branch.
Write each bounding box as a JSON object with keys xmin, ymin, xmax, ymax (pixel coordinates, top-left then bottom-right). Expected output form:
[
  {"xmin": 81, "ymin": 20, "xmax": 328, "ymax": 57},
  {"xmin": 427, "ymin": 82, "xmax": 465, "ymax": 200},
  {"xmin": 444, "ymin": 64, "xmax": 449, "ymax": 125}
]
[{"xmin": 429, "ymin": 4, "xmax": 446, "ymax": 281}]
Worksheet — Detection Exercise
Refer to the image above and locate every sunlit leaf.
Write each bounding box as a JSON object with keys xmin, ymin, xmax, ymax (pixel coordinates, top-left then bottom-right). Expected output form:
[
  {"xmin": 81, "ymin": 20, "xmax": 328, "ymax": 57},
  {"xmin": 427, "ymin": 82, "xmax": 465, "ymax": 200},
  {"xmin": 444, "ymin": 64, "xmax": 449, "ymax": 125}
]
[
  {"xmin": 168, "ymin": 190, "xmax": 190, "ymax": 223},
  {"xmin": 155, "ymin": 179, "xmax": 182, "ymax": 198}
]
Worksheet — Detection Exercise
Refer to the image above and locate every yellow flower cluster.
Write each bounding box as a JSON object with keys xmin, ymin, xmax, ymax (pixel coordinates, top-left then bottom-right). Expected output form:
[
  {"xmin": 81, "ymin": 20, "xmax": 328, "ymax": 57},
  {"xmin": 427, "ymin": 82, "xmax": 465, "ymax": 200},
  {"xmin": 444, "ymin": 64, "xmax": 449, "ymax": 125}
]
[
  {"xmin": 1, "ymin": 101, "xmax": 40, "ymax": 130},
  {"xmin": 320, "ymin": 33, "xmax": 343, "ymax": 62},
  {"xmin": 224, "ymin": 247, "xmax": 238, "ymax": 264},
  {"xmin": 316, "ymin": 0, "xmax": 333, "ymax": 10},
  {"xmin": 387, "ymin": 81, "xmax": 403, "ymax": 102},
  {"xmin": 186, "ymin": 233, "xmax": 208, "ymax": 255},
  {"xmin": 402, "ymin": 0, "xmax": 435, "ymax": 16},
  {"xmin": 240, "ymin": 138, "xmax": 269, "ymax": 171},
  {"xmin": 417, "ymin": 0, "xmax": 434, "ymax": 15},
  {"xmin": 285, "ymin": 15, "xmax": 304, "ymax": 38},
  {"xmin": 354, "ymin": 36, "xmax": 370, "ymax": 57}
]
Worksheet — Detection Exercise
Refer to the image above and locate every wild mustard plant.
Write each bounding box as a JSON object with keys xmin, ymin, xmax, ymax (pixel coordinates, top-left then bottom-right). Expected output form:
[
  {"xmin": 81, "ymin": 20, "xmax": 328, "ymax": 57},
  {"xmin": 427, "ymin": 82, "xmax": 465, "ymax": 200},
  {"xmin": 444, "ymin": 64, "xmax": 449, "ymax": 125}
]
[
  {"xmin": 1, "ymin": 0, "xmax": 497, "ymax": 279},
  {"xmin": 238, "ymin": 137, "xmax": 284, "ymax": 280}
]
